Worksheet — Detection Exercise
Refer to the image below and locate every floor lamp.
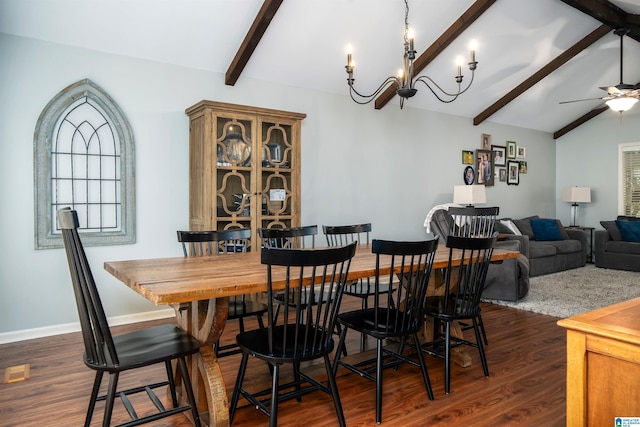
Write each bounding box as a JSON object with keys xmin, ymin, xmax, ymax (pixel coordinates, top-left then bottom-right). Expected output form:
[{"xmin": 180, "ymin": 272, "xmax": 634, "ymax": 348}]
[{"xmin": 562, "ymin": 187, "xmax": 591, "ymax": 227}]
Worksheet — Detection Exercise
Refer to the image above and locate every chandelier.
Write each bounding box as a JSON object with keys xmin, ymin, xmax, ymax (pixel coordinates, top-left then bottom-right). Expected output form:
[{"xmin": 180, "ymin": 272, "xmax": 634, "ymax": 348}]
[{"xmin": 345, "ymin": 0, "xmax": 478, "ymax": 109}]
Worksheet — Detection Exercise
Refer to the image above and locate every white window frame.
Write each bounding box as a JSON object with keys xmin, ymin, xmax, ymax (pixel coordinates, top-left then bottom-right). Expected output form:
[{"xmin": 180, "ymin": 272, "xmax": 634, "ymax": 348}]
[
  {"xmin": 618, "ymin": 142, "xmax": 640, "ymax": 217},
  {"xmin": 34, "ymin": 79, "xmax": 135, "ymax": 249}
]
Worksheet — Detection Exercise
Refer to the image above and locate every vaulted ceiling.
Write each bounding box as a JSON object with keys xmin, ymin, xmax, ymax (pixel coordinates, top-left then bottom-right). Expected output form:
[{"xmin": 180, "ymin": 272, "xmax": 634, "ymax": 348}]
[{"xmin": 1, "ymin": 0, "xmax": 639, "ymax": 138}]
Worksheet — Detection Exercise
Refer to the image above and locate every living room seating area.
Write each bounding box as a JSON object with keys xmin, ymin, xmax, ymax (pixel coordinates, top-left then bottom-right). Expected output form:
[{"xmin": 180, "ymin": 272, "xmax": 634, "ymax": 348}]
[{"xmin": 430, "ymin": 210, "xmax": 588, "ymax": 302}]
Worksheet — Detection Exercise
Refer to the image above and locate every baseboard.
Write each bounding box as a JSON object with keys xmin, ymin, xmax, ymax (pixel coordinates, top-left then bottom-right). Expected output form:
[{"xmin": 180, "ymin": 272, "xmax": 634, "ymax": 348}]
[{"xmin": 0, "ymin": 308, "xmax": 175, "ymax": 344}]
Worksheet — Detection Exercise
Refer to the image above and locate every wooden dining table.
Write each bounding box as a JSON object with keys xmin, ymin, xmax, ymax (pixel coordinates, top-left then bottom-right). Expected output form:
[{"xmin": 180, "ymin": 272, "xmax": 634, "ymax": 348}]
[{"xmin": 104, "ymin": 243, "xmax": 519, "ymax": 427}]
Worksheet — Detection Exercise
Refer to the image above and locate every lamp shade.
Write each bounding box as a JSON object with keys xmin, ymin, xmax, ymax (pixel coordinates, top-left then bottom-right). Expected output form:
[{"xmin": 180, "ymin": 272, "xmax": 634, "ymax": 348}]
[
  {"xmin": 562, "ymin": 187, "xmax": 591, "ymax": 203},
  {"xmin": 453, "ymin": 185, "xmax": 486, "ymax": 205},
  {"xmin": 605, "ymin": 96, "xmax": 638, "ymax": 113}
]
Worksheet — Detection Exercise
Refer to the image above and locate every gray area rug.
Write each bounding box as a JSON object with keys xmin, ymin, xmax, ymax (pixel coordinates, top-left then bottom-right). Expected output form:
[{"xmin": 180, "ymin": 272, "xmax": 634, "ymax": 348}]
[{"xmin": 484, "ymin": 264, "xmax": 640, "ymax": 318}]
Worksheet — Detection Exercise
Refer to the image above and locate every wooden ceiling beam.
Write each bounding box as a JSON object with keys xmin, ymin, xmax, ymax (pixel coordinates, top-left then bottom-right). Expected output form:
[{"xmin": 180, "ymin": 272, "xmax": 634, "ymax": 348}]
[
  {"xmin": 560, "ymin": 0, "xmax": 640, "ymax": 42},
  {"xmin": 225, "ymin": 0, "xmax": 284, "ymax": 86},
  {"xmin": 473, "ymin": 24, "xmax": 610, "ymax": 126},
  {"xmin": 374, "ymin": 0, "xmax": 497, "ymax": 110},
  {"xmin": 553, "ymin": 106, "xmax": 609, "ymax": 139}
]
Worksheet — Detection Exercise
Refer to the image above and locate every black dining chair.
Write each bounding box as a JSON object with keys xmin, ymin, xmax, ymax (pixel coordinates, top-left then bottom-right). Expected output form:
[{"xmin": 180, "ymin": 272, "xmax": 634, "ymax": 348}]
[
  {"xmin": 323, "ymin": 223, "xmax": 395, "ymax": 351},
  {"xmin": 59, "ymin": 208, "xmax": 201, "ymax": 427},
  {"xmin": 446, "ymin": 206, "xmax": 499, "ymax": 345},
  {"xmin": 229, "ymin": 242, "xmax": 357, "ymax": 427},
  {"xmin": 419, "ymin": 234, "xmax": 497, "ymax": 395},
  {"xmin": 177, "ymin": 228, "xmax": 269, "ymax": 357},
  {"xmin": 333, "ymin": 239, "xmax": 438, "ymax": 424}
]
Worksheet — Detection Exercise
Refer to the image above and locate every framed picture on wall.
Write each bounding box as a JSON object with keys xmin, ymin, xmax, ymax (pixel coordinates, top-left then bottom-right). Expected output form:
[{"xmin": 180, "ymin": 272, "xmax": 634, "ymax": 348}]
[
  {"xmin": 519, "ymin": 161, "xmax": 527, "ymax": 174},
  {"xmin": 481, "ymin": 134, "xmax": 491, "ymax": 149},
  {"xmin": 517, "ymin": 145, "xmax": 526, "ymax": 158},
  {"xmin": 492, "ymin": 145, "xmax": 506, "ymax": 166},
  {"xmin": 499, "ymin": 168, "xmax": 507, "ymax": 182},
  {"xmin": 507, "ymin": 141, "xmax": 517, "ymax": 159},
  {"xmin": 507, "ymin": 160, "xmax": 520, "ymax": 185},
  {"xmin": 476, "ymin": 149, "xmax": 494, "ymax": 186},
  {"xmin": 462, "ymin": 150, "xmax": 474, "ymax": 164},
  {"xmin": 463, "ymin": 165, "xmax": 475, "ymax": 185}
]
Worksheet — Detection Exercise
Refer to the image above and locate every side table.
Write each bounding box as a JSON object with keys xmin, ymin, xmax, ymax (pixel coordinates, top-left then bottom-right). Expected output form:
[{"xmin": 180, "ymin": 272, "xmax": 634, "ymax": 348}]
[{"xmin": 565, "ymin": 226, "xmax": 594, "ymax": 263}]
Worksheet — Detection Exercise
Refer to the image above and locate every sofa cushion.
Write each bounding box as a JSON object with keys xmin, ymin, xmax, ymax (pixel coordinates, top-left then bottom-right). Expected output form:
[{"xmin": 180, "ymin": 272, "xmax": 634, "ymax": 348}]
[
  {"xmin": 528, "ymin": 242, "xmax": 557, "ymax": 258},
  {"xmin": 548, "ymin": 239, "xmax": 582, "ymax": 254},
  {"xmin": 605, "ymin": 240, "xmax": 640, "ymax": 255},
  {"xmin": 616, "ymin": 220, "xmax": 640, "ymax": 242},
  {"xmin": 530, "ymin": 218, "xmax": 563, "ymax": 241},
  {"xmin": 600, "ymin": 220, "xmax": 622, "ymax": 241},
  {"xmin": 512, "ymin": 216, "xmax": 539, "ymax": 239}
]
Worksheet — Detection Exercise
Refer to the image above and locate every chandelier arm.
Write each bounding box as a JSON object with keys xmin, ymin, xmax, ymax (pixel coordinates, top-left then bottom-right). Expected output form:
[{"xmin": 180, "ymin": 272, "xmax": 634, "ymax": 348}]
[
  {"xmin": 413, "ymin": 77, "xmax": 462, "ymax": 103},
  {"xmin": 348, "ymin": 76, "xmax": 401, "ymax": 104},
  {"xmin": 413, "ymin": 70, "xmax": 476, "ymax": 100}
]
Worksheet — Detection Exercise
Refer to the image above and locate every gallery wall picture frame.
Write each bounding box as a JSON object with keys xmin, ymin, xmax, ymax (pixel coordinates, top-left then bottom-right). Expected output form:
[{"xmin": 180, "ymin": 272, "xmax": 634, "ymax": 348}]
[
  {"xmin": 476, "ymin": 149, "xmax": 494, "ymax": 186},
  {"xmin": 519, "ymin": 161, "xmax": 527, "ymax": 174},
  {"xmin": 507, "ymin": 141, "xmax": 517, "ymax": 159},
  {"xmin": 492, "ymin": 145, "xmax": 506, "ymax": 166},
  {"xmin": 481, "ymin": 133, "xmax": 491, "ymax": 149},
  {"xmin": 462, "ymin": 150, "xmax": 474, "ymax": 164},
  {"xmin": 499, "ymin": 168, "xmax": 507, "ymax": 182},
  {"xmin": 507, "ymin": 160, "xmax": 520, "ymax": 185},
  {"xmin": 517, "ymin": 145, "xmax": 526, "ymax": 158},
  {"xmin": 464, "ymin": 165, "xmax": 475, "ymax": 185}
]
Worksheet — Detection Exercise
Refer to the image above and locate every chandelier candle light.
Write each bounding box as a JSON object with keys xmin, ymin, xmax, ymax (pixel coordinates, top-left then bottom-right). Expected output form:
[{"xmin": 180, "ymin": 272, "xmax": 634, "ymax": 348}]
[{"xmin": 345, "ymin": 0, "xmax": 478, "ymax": 108}]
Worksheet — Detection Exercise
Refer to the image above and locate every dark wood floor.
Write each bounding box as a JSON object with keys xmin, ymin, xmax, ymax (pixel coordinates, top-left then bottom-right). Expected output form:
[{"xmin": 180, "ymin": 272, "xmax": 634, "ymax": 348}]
[{"xmin": 0, "ymin": 301, "xmax": 566, "ymax": 426}]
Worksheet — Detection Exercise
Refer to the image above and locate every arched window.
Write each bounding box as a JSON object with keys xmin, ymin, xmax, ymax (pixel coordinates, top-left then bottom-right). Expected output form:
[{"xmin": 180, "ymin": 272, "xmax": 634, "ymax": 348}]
[{"xmin": 34, "ymin": 79, "xmax": 135, "ymax": 249}]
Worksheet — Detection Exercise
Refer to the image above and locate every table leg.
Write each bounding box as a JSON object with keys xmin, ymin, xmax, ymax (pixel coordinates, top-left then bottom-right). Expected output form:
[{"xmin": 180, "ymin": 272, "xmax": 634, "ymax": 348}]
[{"xmin": 174, "ymin": 297, "xmax": 230, "ymax": 427}]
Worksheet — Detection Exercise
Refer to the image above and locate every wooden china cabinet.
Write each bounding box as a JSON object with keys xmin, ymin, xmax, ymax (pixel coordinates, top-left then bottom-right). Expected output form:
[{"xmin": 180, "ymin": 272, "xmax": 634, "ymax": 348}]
[{"xmin": 185, "ymin": 100, "xmax": 306, "ymax": 250}]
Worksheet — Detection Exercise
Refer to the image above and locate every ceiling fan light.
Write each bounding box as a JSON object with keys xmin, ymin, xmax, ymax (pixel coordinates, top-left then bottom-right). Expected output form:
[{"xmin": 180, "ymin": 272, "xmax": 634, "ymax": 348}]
[{"xmin": 606, "ymin": 96, "xmax": 638, "ymax": 112}]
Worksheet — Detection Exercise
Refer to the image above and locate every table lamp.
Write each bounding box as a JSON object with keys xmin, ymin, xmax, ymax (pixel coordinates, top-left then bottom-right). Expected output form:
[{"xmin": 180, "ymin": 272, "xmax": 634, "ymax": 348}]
[
  {"xmin": 562, "ymin": 186, "xmax": 591, "ymax": 227},
  {"xmin": 453, "ymin": 185, "xmax": 486, "ymax": 207}
]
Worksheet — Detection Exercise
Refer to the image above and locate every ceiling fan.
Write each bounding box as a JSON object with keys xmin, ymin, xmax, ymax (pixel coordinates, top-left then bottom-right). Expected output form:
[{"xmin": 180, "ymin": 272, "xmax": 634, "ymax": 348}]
[{"xmin": 560, "ymin": 28, "xmax": 639, "ymax": 112}]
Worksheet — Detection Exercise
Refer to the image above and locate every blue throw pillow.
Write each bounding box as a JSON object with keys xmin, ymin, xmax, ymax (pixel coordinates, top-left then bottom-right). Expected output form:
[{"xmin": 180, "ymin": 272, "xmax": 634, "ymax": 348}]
[
  {"xmin": 530, "ymin": 218, "xmax": 563, "ymax": 241},
  {"xmin": 615, "ymin": 220, "xmax": 640, "ymax": 242}
]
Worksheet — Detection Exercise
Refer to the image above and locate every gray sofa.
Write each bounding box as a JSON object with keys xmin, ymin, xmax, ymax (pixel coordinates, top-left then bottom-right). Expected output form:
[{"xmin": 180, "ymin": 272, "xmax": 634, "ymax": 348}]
[
  {"xmin": 430, "ymin": 209, "xmax": 530, "ymax": 301},
  {"xmin": 497, "ymin": 215, "xmax": 587, "ymax": 277},
  {"xmin": 595, "ymin": 216, "xmax": 640, "ymax": 272}
]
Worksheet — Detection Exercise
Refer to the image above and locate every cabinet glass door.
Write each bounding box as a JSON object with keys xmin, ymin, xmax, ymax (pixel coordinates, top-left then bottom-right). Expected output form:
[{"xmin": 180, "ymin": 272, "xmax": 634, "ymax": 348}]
[
  {"xmin": 259, "ymin": 120, "xmax": 295, "ymax": 229},
  {"xmin": 215, "ymin": 116, "xmax": 255, "ymax": 232}
]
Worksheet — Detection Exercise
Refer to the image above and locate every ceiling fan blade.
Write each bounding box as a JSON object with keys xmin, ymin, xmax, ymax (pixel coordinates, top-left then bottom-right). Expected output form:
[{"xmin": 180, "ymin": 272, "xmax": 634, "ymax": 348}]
[
  {"xmin": 600, "ymin": 86, "xmax": 623, "ymax": 95},
  {"xmin": 559, "ymin": 97, "xmax": 605, "ymax": 104}
]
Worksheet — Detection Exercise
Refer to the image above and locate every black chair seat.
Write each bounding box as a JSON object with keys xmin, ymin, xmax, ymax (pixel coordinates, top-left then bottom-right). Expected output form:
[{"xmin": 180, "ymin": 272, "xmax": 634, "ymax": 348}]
[
  {"xmin": 88, "ymin": 324, "xmax": 200, "ymax": 372},
  {"xmin": 229, "ymin": 299, "xmax": 268, "ymax": 320},
  {"xmin": 338, "ymin": 308, "xmax": 420, "ymax": 339},
  {"xmin": 423, "ymin": 296, "xmax": 482, "ymax": 320},
  {"xmin": 343, "ymin": 282, "xmax": 393, "ymax": 298},
  {"xmin": 236, "ymin": 325, "xmax": 335, "ymax": 363}
]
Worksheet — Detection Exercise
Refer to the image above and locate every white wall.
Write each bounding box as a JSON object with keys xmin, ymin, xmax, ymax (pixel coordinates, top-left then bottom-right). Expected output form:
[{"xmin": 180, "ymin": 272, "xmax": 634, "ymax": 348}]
[
  {"xmin": 555, "ymin": 112, "xmax": 640, "ymax": 228},
  {"xmin": 0, "ymin": 33, "xmax": 556, "ymax": 338}
]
